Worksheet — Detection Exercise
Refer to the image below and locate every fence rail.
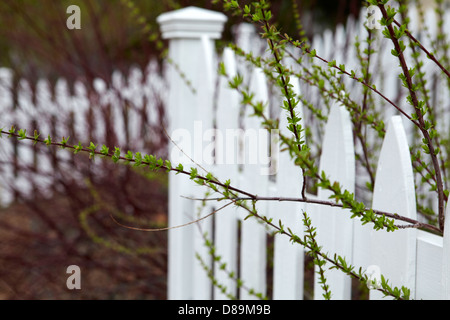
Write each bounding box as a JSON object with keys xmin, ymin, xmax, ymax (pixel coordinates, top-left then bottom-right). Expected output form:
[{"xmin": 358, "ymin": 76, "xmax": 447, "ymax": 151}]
[{"xmin": 158, "ymin": 5, "xmax": 450, "ymax": 300}]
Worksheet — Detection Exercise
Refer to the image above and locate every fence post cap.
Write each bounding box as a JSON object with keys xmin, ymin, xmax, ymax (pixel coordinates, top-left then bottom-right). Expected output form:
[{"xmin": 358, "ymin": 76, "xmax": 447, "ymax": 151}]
[{"xmin": 157, "ymin": 6, "xmax": 227, "ymax": 40}]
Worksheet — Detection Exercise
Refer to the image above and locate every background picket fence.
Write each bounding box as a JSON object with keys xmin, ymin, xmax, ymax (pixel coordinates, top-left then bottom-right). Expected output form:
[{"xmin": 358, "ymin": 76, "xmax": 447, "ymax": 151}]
[
  {"xmin": 157, "ymin": 5, "xmax": 450, "ymax": 300},
  {"xmin": 0, "ymin": 61, "xmax": 167, "ymax": 206}
]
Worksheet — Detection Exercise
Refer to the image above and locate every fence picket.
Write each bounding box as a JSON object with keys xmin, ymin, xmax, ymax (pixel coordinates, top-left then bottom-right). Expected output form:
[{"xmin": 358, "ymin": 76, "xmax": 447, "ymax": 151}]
[
  {"xmin": 213, "ymin": 47, "xmax": 240, "ymax": 300},
  {"xmin": 0, "ymin": 67, "xmax": 14, "ymax": 205},
  {"xmin": 314, "ymin": 103, "xmax": 355, "ymax": 300},
  {"xmin": 191, "ymin": 31, "xmax": 218, "ymax": 300},
  {"xmin": 272, "ymin": 77, "xmax": 305, "ymax": 300},
  {"xmin": 238, "ymin": 66, "xmax": 270, "ymax": 300},
  {"xmin": 14, "ymin": 80, "xmax": 35, "ymax": 197},
  {"xmin": 416, "ymin": 230, "xmax": 443, "ymax": 299},
  {"xmin": 369, "ymin": 116, "xmax": 417, "ymax": 299}
]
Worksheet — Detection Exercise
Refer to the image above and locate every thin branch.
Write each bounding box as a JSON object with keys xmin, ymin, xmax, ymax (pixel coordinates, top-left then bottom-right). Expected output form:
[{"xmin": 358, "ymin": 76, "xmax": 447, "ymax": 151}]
[
  {"xmin": 110, "ymin": 201, "xmax": 234, "ymax": 232},
  {"xmin": 181, "ymin": 195, "xmax": 442, "ymax": 234},
  {"xmin": 378, "ymin": 2, "xmax": 445, "ymax": 231},
  {"xmin": 2, "ymin": 128, "xmax": 442, "ymax": 235},
  {"xmin": 286, "ymin": 36, "xmax": 418, "ymax": 126},
  {"xmin": 261, "ymin": 8, "xmax": 307, "ymax": 199},
  {"xmin": 393, "ymin": 19, "xmax": 450, "ymax": 79}
]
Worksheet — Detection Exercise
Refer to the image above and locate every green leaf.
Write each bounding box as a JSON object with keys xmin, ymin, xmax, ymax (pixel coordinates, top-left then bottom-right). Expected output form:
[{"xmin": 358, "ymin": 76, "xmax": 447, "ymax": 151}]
[
  {"xmin": 112, "ymin": 147, "xmax": 121, "ymax": 163},
  {"xmin": 17, "ymin": 129, "xmax": 27, "ymax": 140},
  {"xmin": 100, "ymin": 145, "xmax": 109, "ymax": 156},
  {"xmin": 175, "ymin": 163, "xmax": 184, "ymax": 174},
  {"xmin": 44, "ymin": 134, "xmax": 52, "ymax": 146},
  {"xmin": 33, "ymin": 130, "xmax": 40, "ymax": 145},
  {"xmin": 190, "ymin": 167, "xmax": 198, "ymax": 180},
  {"xmin": 74, "ymin": 142, "xmax": 83, "ymax": 154}
]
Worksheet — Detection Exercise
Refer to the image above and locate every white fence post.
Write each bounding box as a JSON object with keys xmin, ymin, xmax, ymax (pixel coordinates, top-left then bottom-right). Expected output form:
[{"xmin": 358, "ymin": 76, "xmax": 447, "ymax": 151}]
[{"xmin": 157, "ymin": 6, "xmax": 227, "ymax": 300}]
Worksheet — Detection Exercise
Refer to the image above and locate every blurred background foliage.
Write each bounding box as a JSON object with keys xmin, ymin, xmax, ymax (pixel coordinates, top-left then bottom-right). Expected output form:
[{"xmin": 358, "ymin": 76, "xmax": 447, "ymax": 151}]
[
  {"xmin": 0, "ymin": 0, "xmax": 362, "ymax": 300},
  {"xmin": 0, "ymin": 0, "xmax": 362, "ymax": 86}
]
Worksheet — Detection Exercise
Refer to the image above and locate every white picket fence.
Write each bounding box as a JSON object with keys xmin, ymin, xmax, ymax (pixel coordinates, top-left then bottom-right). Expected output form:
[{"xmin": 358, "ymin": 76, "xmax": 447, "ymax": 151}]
[
  {"xmin": 0, "ymin": 61, "xmax": 167, "ymax": 205},
  {"xmin": 158, "ymin": 6, "xmax": 450, "ymax": 300},
  {"xmin": 0, "ymin": 3, "xmax": 449, "ymax": 301}
]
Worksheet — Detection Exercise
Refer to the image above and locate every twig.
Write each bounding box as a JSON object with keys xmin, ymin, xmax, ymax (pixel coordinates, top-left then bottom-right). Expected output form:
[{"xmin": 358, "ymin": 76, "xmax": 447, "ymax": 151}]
[
  {"xmin": 393, "ymin": 19, "xmax": 450, "ymax": 79},
  {"xmin": 378, "ymin": 2, "xmax": 445, "ymax": 231},
  {"xmin": 110, "ymin": 200, "xmax": 234, "ymax": 232},
  {"xmin": 182, "ymin": 195, "xmax": 442, "ymax": 234}
]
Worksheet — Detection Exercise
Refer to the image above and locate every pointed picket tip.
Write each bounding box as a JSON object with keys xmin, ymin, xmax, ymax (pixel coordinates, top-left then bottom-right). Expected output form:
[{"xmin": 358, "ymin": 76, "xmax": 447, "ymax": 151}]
[
  {"xmin": 222, "ymin": 47, "xmax": 238, "ymax": 78},
  {"xmin": 0, "ymin": 67, "xmax": 13, "ymax": 109},
  {"xmin": 372, "ymin": 116, "xmax": 416, "ymax": 221},
  {"xmin": 216, "ymin": 47, "xmax": 239, "ymax": 126},
  {"xmin": 370, "ymin": 115, "xmax": 417, "ymax": 299},
  {"xmin": 215, "ymin": 47, "xmax": 240, "ymax": 178},
  {"xmin": 240, "ymin": 66, "xmax": 270, "ymax": 185},
  {"xmin": 313, "ymin": 103, "xmax": 355, "ymax": 300},
  {"xmin": 249, "ymin": 67, "xmax": 269, "ymax": 106},
  {"xmin": 233, "ymin": 23, "xmax": 258, "ymax": 54},
  {"xmin": 244, "ymin": 66, "xmax": 269, "ymax": 128},
  {"xmin": 318, "ymin": 103, "xmax": 355, "ymax": 197}
]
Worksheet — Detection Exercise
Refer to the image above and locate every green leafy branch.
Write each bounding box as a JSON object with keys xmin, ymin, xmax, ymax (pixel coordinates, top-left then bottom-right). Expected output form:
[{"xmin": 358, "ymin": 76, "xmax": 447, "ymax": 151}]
[
  {"xmin": 235, "ymin": 203, "xmax": 411, "ymax": 300},
  {"xmin": 373, "ymin": 0, "xmax": 447, "ymax": 231},
  {"xmin": 219, "ymin": 63, "xmax": 432, "ymax": 233},
  {"xmin": 2, "ymin": 125, "xmax": 442, "ymax": 234},
  {"xmin": 196, "ymin": 231, "xmax": 268, "ymax": 300},
  {"xmin": 302, "ymin": 211, "xmax": 331, "ymax": 299},
  {"xmin": 2, "ymin": 126, "xmax": 417, "ymax": 300}
]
